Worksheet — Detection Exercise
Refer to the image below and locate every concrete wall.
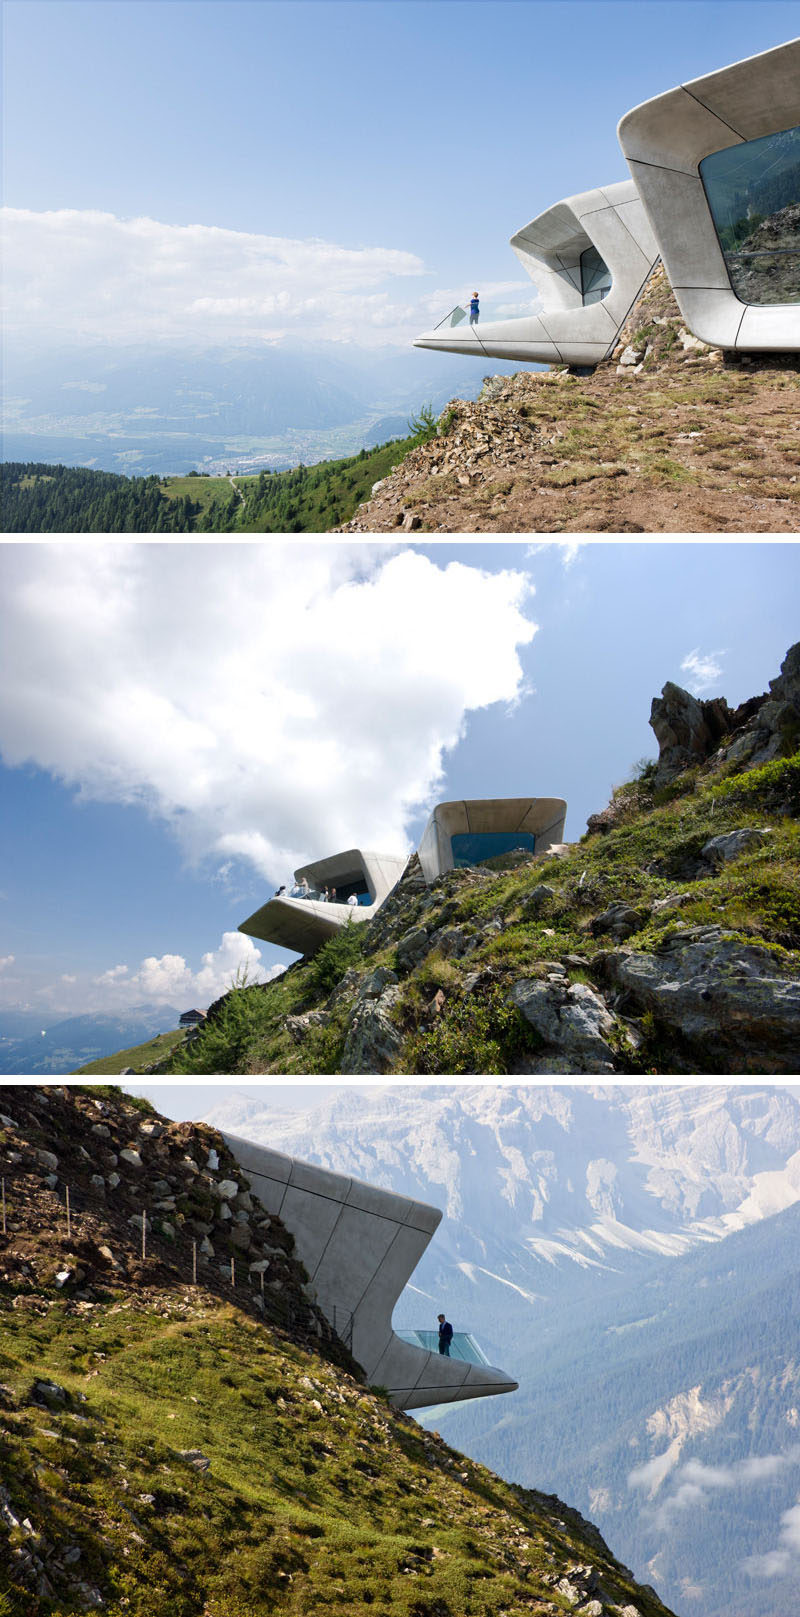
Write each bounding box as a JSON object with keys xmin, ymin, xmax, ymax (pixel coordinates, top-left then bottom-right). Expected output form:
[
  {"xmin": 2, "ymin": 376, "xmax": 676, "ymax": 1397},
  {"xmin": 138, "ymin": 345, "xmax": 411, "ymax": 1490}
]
[
  {"xmin": 414, "ymin": 179, "xmax": 659, "ymax": 366},
  {"xmin": 223, "ymin": 1131, "xmax": 518, "ymax": 1411},
  {"xmin": 618, "ymin": 39, "xmax": 800, "ymax": 351},
  {"xmin": 239, "ymin": 850, "xmax": 408, "ymax": 958},
  {"xmin": 417, "ymin": 797, "xmax": 567, "ymax": 883}
]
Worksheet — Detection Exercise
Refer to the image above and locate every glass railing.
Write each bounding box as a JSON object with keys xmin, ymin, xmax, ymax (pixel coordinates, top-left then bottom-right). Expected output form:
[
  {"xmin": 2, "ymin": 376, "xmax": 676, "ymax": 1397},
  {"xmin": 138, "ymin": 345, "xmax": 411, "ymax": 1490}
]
[
  {"xmin": 281, "ymin": 885, "xmax": 371, "ymax": 906},
  {"xmin": 434, "ymin": 305, "xmax": 467, "ymax": 329},
  {"xmin": 395, "ymin": 1329, "xmax": 492, "ymax": 1366}
]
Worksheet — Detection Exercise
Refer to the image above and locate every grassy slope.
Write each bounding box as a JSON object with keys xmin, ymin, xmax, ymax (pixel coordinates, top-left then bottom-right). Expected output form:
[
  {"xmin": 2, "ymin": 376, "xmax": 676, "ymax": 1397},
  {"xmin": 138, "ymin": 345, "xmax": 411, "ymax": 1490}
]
[
  {"xmin": 0, "ymin": 1290, "xmax": 675, "ymax": 1617},
  {"xmin": 74, "ymin": 1030, "xmax": 184, "ymax": 1075},
  {"xmin": 154, "ymin": 430, "xmax": 422, "ymax": 531},
  {"xmin": 156, "ymin": 752, "xmax": 800, "ymax": 1076}
]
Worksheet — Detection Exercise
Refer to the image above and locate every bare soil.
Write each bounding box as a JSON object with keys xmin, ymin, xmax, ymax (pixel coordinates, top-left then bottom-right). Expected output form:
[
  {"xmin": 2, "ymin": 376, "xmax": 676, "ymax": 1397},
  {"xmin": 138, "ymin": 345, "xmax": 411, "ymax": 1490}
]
[{"xmin": 344, "ymin": 269, "xmax": 800, "ymax": 534}]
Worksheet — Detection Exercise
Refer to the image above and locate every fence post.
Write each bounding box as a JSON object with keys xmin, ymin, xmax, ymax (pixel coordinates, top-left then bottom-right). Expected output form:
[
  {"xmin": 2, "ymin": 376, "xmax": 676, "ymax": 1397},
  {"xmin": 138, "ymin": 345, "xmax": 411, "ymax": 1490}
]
[
  {"xmin": 192, "ymin": 1239, "xmax": 197, "ymax": 1284},
  {"xmin": 142, "ymin": 1210, "xmax": 146, "ymax": 1263},
  {"xmin": 230, "ymin": 1256, "xmax": 235, "ymax": 1288},
  {"xmin": 260, "ymin": 1269, "xmax": 265, "ymax": 1300},
  {"xmin": 66, "ymin": 1185, "xmax": 71, "ymax": 1242},
  {"xmin": 1, "ymin": 1177, "xmax": 5, "ymax": 1236}
]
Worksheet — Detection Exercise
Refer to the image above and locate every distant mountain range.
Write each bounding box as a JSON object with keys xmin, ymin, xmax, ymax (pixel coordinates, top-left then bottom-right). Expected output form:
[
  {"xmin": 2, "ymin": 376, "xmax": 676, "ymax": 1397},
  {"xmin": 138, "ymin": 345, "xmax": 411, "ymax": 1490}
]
[
  {"xmin": 202, "ymin": 1084, "xmax": 800, "ymax": 1617},
  {"xmin": 0, "ymin": 1004, "xmax": 181, "ymax": 1075},
  {"xmin": 3, "ymin": 342, "xmax": 526, "ymax": 476}
]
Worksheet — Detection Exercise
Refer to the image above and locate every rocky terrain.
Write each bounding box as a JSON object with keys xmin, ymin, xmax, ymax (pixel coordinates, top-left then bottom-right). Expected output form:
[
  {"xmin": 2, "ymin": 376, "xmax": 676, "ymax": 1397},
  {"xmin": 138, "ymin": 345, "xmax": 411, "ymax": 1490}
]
[
  {"xmin": 0, "ymin": 1085, "xmax": 677, "ymax": 1617},
  {"xmin": 342, "ymin": 268, "xmax": 800, "ymax": 533},
  {"xmin": 141, "ymin": 642, "xmax": 800, "ymax": 1077}
]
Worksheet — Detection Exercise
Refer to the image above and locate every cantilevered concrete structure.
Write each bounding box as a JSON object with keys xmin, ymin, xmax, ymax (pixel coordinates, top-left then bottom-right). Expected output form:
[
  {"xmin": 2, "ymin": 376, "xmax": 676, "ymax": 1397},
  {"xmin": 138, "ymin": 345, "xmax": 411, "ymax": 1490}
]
[
  {"xmin": 239, "ymin": 848, "xmax": 407, "ymax": 958},
  {"xmin": 415, "ymin": 38, "xmax": 799, "ymax": 365},
  {"xmin": 223, "ymin": 1131, "xmax": 518, "ymax": 1411},
  {"xmin": 618, "ymin": 39, "xmax": 800, "ymax": 351},
  {"xmin": 415, "ymin": 180, "xmax": 660, "ymax": 367},
  {"xmin": 240, "ymin": 797, "xmax": 567, "ymax": 958},
  {"xmin": 418, "ymin": 797, "xmax": 567, "ymax": 883}
]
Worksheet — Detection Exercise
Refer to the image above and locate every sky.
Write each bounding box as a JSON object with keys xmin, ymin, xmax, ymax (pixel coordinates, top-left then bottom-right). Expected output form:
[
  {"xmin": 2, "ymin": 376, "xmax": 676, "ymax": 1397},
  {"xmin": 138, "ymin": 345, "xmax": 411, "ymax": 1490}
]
[
  {"xmin": 3, "ymin": 0, "xmax": 799, "ymax": 351},
  {"xmin": 0, "ymin": 538, "xmax": 797, "ymax": 1018}
]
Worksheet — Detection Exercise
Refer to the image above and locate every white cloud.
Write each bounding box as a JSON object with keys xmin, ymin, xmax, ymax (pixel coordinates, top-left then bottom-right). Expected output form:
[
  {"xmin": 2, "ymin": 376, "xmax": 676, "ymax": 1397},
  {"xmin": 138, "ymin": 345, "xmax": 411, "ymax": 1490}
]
[
  {"xmin": 0, "ymin": 955, "xmax": 14, "ymax": 971},
  {"xmin": 680, "ymin": 647, "xmax": 726, "ymax": 695},
  {"xmin": 91, "ymin": 930, "xmax": 279, "ymax": 1010},
  {"xmin": 1, "ymin": 208, "xmax": 534, "ymax": 350},
  {"xmin": 630, "ymin": 1446, "xmax": 800, "ymax": 1545},
  {"xmin": 745, "ymin": 1500, "xmax": 800, "ymax": 1580},
  {"xmin": 0, "ymin": 544, "xmax": 536, "ymax": 891}
]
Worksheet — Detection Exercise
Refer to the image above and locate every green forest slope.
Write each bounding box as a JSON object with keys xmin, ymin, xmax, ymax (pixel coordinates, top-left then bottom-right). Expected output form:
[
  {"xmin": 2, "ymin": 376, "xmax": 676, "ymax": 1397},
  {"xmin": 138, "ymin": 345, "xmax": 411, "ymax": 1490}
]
[{"xmin": 1, "ymin": 425, "xmax": 426, "ymax": 534}]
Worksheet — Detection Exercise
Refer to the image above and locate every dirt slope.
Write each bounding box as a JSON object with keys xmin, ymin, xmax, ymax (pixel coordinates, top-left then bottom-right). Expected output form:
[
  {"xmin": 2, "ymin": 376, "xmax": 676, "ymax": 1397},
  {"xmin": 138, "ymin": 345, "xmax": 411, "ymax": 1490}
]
[{"xmin": 343, "ymin": 269, "xmax": 799, "ymax": 533}]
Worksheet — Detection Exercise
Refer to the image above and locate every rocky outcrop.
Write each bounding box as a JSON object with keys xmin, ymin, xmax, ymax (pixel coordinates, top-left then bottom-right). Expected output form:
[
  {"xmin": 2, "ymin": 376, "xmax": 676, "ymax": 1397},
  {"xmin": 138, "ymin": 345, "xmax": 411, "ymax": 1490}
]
[
  {"xmin": 509, "ymin": 977, "xmax": 617, "ymax": 1073},
  {"xmin": 650, "ymin": 642, "xmax": 800, "ymax": 784},
  {"xmin": 0, "ymin": 1086, "xmax": 350, "ymax": 1362},
  {"xmin": 340, "ymin": 968, "xmax": 403, "ymax": 1074},
  {"xmin": 596, "ymin": 926, "xmax": 800, "ymax": 1073}
]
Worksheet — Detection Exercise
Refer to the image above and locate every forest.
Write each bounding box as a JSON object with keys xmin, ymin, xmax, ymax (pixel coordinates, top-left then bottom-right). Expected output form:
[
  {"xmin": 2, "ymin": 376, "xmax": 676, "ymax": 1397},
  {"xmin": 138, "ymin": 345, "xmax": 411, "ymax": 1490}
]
[{"xmin": 1, "ymin": 426, "xmax": 423, "ymax": 534}]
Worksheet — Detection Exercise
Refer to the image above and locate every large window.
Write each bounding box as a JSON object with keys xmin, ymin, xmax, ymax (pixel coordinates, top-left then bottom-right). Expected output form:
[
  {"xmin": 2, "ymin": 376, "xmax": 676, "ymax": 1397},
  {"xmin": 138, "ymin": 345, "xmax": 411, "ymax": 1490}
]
[
  {"xmin": 450, "ymin": 831, "xmax": 535, "ymax": 868},
  {"xmin": 700, "ymin": 124, "xmax": 800, "ymax": 306},
  {"xmin": 580, "ymin": 245, "xmax": 611, "ymax": 305}
]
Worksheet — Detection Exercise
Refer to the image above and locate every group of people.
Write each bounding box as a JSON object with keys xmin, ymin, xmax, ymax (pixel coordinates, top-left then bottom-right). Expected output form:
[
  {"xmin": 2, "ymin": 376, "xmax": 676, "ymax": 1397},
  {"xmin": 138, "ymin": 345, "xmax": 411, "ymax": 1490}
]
[{"xmin": 273, "ymin": 878, "xmax": 359, "ymax": 907}]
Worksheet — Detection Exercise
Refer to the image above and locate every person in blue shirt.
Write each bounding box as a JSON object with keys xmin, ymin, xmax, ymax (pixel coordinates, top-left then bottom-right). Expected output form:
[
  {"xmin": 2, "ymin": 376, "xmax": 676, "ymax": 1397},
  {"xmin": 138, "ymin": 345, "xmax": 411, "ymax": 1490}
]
[
  {"xmin": 469, "ymin": 292, "xmax": 479, "ymax": 325},
  {"xmin": 437, "ymin": 1313, "xmax": 453, "ymax": 1355}
]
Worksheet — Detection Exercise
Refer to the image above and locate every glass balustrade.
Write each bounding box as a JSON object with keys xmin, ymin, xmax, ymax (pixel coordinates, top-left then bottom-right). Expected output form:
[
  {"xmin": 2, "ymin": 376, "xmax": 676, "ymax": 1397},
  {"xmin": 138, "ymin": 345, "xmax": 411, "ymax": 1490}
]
[
  {"xmin": 395, "ymin": 1329, "xmax": 492, "ymax": 1366},
  {"xmin": 700, "ymin": 124, "xmax": 800, "ymax": 306}
]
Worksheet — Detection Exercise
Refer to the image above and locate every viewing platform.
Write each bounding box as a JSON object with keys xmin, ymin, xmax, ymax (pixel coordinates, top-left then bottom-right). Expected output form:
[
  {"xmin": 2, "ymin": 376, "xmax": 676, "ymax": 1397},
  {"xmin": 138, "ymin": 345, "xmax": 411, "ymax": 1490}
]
[{"xmin": 223, "ymin": 1131, "xmax": 518, "ymax": 1411}]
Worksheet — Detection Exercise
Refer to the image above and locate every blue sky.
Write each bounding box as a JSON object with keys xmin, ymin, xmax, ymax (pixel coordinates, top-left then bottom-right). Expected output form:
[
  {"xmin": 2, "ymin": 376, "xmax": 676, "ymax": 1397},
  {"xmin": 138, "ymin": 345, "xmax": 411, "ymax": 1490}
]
[
  {"xmin": 4, "ymin": 1, "xmax": 798, "ymax": 350},
  {"xmin": 0, "ymin": 539, "xmax": 797, "ymax": 1019}
]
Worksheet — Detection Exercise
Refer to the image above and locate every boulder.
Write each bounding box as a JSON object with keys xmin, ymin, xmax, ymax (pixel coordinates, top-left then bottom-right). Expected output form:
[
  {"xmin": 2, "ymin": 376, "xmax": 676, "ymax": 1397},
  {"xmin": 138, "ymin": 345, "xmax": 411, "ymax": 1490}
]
[
  {"xmin": 649, "ymin": 682, "xmax": 733, "ymax": 784},
  {"xmin": 340, "ymin": 985, "xmax": 403, "ymax": 1075},
  {"xmin": 590, "ymin": 902, "xmax": 644, "ymax": 941},
  {"xmin": 597, "ymin": 926, "xmax": 800, "ymax": 1071},
  {"xmin": 395, "ymin": 926, "xmax": 431, "ymax": 971},
  {"xmin": 509, "ymin": 979, "xmax": 617, "ymax": 1072},
  {"xmin": 701, "ymin": 827, "xmax": 770, "ymax": 868}
]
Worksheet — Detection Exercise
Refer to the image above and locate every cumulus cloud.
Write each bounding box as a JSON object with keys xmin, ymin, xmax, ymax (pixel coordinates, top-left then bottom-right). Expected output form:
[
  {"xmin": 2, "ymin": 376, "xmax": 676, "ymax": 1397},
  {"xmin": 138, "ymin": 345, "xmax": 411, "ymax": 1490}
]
[
  {"xmin": 2, "ymin": 208, "xmax": 533, "ymax": 349},
  {"xmin": 0, "ymin": 544, "xmax": 537, "ymax": 889},
  {"xmin": 745, "ymin": 1501, "xmax": 800, "ymax": 1579},
  {"xmin": 92, "ymin": 931, "xmax": 280, "ymax": 1010},
  {"xmin": 680, "ymin": 647, "xmax": 726, "ymax": 694},
  {"xmin": 0, "ymin": 956, "xmax": 14, "ymax": 971}
]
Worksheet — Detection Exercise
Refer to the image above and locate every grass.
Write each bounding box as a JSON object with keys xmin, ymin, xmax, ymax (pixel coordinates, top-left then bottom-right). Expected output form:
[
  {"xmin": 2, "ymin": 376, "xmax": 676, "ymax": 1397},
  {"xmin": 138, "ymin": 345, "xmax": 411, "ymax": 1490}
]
[
  {"xmin": 0, "ymin": 1288, "xmax": 675, "ymax": 1617},
  {"xmin": 74, "ymin": 1030, "xmax": 185, "ymax": 1075},
  {"xmin": 106, "ymin": 751, "xmax": 800, "ymax": 1078}
]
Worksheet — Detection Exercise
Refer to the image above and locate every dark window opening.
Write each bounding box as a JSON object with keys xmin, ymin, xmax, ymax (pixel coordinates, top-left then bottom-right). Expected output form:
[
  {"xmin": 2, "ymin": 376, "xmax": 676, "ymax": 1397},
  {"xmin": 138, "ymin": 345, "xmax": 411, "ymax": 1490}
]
[
  {"xmin": 580, "ymin": 246, "xmax": 611, "ymax": 305},
  {"xmin": 450, "ymin": 831, "xmax": 536, "ymax": 869},
  {"xmin": 700, "ymin": 124, "xmax": 800, "ymax": 306}
]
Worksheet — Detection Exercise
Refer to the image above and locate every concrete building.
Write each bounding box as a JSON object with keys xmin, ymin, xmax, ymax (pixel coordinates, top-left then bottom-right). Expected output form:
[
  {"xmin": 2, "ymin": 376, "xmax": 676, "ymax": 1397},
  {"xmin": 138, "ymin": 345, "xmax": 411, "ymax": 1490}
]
[
  {"xmin": 223, "ymin": 1131, "xmax": 518, "ymax": 1411},
  {"xmin": 239, "ymin": 797, "xmax": 567, "ymax": 957},
  {"xmin": 618, "ymin": 39, "xmax": 800, "ymax": 351},
  {"xmin": 417, "ymin": 796, "xmax": 567, "ymax": 883},
  {"xmin": 414, "ymin": 180, "xmax": 660, "ymax": 368},
  {"xmin": 239, "ymin": 848, "xmax": 407, "ymax": 957},
  {"xmin": 415, "ymin": 38, "xmax": 799, "ymax": 365}
]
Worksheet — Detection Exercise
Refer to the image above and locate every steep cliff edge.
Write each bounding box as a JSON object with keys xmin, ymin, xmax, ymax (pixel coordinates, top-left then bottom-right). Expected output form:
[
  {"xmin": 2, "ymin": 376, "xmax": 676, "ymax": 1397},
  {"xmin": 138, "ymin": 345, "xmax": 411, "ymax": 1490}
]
[
  {"xmin": 0, "ymin": 1086, "xmax": 677, "ymax": 1617},
  {"xmin": 342, "ymin": 269, "xmax": 800, "ymax": 534},
  {"xmin": 144, "ymin": 644, "xmax": 800, "ymax": 1078}
]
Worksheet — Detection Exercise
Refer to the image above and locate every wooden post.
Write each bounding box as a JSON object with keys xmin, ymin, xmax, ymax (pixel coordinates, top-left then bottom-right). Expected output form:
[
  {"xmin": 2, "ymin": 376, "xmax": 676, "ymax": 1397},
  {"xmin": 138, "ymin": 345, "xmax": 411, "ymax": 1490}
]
[
  {"xmin": 260, "ymin": 1268, "xmax": 265, "ymax": 1298},
  {"xmin": 230, "ymin": 1256, "xmax": 235, "ymax": 1287},
  {"xmin": 192, "ymin": 1240, "xmax": 197, "ymax": 1285},
  {"xmin": 141, "ymin": 1211, "xmax": 146, "ymax": 1262},
  {"xmin": 1, "ymin": 1177, "xmax": 6, "ymax": 1236},
  {"xmin": 66, "ymin": 1185, "xmax": 71, "ymax": 1241}
]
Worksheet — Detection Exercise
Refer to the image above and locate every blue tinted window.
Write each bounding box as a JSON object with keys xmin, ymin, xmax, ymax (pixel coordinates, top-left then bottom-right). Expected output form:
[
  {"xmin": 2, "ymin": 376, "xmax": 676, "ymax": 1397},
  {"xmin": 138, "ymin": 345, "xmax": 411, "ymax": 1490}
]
[
  {"xmin": 700, "ymin": 125, "xmax": 800, "ymax": 306},
  {"xmin": 450, "ymin": 831, "xmax": 535, "ymax": 868}
]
